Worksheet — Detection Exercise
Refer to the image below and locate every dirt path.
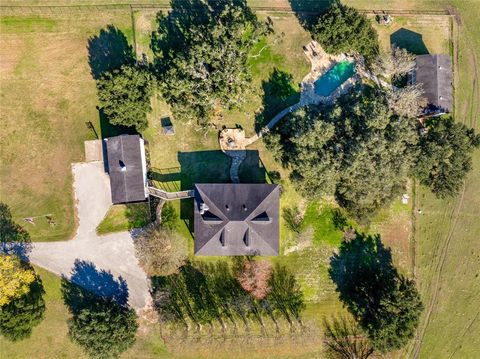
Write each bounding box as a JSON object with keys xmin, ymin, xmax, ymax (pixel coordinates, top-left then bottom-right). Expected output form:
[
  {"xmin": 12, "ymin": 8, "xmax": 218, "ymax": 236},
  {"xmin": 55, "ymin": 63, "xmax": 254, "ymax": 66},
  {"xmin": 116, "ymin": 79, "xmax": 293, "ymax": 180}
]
[{"xmin": 411, "ymin": 182, "xmax": 466, "ymax": 359}]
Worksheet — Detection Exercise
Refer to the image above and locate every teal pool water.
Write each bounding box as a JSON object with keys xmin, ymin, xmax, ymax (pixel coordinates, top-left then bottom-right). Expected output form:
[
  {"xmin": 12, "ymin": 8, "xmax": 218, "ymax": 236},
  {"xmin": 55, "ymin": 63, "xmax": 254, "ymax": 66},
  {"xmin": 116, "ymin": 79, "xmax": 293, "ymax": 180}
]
[{"xmin": 314, "ymin": 61, "xmax": 356, "ymax": 97}]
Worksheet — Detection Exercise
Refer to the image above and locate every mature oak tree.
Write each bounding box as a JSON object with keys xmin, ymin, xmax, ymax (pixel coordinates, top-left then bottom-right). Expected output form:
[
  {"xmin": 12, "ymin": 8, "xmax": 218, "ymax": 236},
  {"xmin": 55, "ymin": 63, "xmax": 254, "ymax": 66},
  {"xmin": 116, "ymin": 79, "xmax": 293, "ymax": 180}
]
[
  {"xmin": 312, "ymin": 0, "xmax": 379, "ymax": 61},
  {"xmin": 329, "ymin": 233, "xmax": 423, "ymax": 352},
  {"xmin": 151, "ymin": 0, "xmax": 267, "ymax": 124},
  {"xmin": 266, "ymin": 87, "xmax": 418, "ymax": 219},
  {"xmin": 61, "ymin": 264, "xmax": 138, "ymax": 359},
  {"xmin": 97, "ymin": 65, "xmax": 154, "ymax": 131},
  {"xmin": 414, "ymin": 116, "xmax": 480, "ymax": 197}
]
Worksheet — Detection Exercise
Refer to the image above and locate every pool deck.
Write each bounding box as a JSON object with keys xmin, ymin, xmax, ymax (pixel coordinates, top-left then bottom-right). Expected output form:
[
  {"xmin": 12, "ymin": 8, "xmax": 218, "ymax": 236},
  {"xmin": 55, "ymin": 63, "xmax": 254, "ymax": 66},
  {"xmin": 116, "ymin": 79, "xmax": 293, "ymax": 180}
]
[{"xmin": 300, "ymin": 41, "xmax": 358, "ymax": 105}]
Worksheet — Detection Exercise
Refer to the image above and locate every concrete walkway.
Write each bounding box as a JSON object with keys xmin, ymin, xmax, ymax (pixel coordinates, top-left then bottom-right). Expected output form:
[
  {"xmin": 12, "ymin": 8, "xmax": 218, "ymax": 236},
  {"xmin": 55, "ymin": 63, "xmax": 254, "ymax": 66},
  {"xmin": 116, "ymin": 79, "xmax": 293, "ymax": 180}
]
[{"xmin": 29, "ymin": 162, "xmax": 150, "ymax": 311}]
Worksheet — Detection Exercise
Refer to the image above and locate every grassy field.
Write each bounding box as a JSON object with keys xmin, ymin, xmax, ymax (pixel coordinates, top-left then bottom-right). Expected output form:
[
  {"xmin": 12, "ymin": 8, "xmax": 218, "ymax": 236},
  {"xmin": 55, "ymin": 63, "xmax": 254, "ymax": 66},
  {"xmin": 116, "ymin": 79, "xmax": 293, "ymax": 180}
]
[
  {"xmin": 1, "ymin": 1, "xmax": 479, "ymax": 358},
  {"xmin": 0, "ymin": 12, "xmax": 134, "ymax": 241}
]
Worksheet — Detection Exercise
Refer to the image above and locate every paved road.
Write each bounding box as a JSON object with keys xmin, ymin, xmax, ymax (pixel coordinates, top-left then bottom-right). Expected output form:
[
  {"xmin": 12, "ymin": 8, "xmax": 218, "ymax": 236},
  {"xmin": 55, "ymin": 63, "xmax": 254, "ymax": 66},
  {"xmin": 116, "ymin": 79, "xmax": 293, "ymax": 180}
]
[{"xmin": 29, "ymin": 162, "xmax": 150, "ymax": 310}]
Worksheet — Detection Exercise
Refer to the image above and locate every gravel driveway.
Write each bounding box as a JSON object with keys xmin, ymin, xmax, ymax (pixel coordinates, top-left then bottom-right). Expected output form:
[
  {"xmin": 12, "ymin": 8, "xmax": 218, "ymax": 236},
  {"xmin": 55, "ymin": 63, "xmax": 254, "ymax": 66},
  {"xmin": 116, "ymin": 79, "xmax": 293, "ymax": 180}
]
[{"xmin": 30, "ymin": 162, "xmax": 150, "ymax": 310}]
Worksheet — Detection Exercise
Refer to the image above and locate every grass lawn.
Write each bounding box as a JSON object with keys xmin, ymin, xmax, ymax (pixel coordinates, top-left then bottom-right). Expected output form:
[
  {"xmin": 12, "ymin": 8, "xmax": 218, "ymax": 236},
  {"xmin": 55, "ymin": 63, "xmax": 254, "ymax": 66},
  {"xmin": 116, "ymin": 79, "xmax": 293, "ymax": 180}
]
[
  {"xmin": 0, "ymin": 266, "xmax": 170, "ymax": 359},
  {"xmin": 96, "ymin": 202, "xmax": 150, "ymax": 235},
  {"xmin": 0, "ymin": 12, "xmax": 134, "ymax": 241}
]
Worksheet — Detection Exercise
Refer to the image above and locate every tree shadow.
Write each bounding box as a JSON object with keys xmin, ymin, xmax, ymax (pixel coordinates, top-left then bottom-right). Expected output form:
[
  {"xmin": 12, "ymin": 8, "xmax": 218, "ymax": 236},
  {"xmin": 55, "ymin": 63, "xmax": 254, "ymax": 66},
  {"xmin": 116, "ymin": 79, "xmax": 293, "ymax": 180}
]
[
  {"xmin": 238, "ymin": 151, "xmax": 267, "ymax": 184},
  {"xmin": 329, "ymin": 233, "xmax": 398, "ymax": 316},
  {"xmin": 390, "ymin": 28, "xmax": 429, "ymax": 55},
  {"xmin": 151, "ymin": 260, "xmax": 304, "ymax": 331},
  {"xmin": 87, "ymin": 24, "xmax": 135, "ymax": 80},
  {"xmin": 0, "ymin": 242, "xmax": 31, "ymax": 262},
  {"xmin": 0, "ymin": 202, "xmax": 32, "ymax": 260},
  {"xmin": 254, "ymin": 67, "xmax": 300, "ymax": 133},
  {"xmin": 98, "ymin": 105, "xmax": 138, "ymax": 140},
  {"xmin": 62, "ymin": 259, "xmax": 129, "ymax": 312},
  {"xmin": 61, "ymin": 260, "xmax": 138, "ymax": 358},
  {"xmin": 288, "ymin": 0, "xmax": 333, "ymax": 33},
  {"xmin": 149, "ymin": 150, "xmax": 267, "ymax": 235},
  {"xmin": 0, "ymin": 273, "xmax": 45, "ymax": 341}
]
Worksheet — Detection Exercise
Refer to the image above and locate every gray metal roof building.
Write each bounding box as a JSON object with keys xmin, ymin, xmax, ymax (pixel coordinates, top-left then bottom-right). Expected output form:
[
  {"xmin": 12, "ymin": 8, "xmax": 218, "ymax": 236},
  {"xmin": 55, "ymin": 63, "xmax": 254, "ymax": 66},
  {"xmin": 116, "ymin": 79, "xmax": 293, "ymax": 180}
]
[
  {"xmin": 194, "ymin": 184, "xmax": 279, "ymax": 256},
  {"xmin": 105, "ymin": 134, "xmax": 147, "ymax": 204},
  {"xmin": 414, "ymin": 54, "xmax": 453, "ymax": 113}
]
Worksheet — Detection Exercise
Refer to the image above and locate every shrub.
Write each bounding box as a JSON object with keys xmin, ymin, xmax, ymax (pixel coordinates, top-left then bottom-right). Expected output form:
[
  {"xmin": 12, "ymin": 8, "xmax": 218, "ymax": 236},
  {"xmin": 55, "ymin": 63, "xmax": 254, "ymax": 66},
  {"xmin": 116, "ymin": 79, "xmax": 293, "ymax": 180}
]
[
  {"xmin": 282, "ymin": 206, "xmax": 304, "ymax": 233},
  {"xmin": 135, "ymin": 226, "xmax": 187, "ymax": 277},
  {"xmin": 236, "ymin": 259, "xmax": 272, "ymax": 300}
]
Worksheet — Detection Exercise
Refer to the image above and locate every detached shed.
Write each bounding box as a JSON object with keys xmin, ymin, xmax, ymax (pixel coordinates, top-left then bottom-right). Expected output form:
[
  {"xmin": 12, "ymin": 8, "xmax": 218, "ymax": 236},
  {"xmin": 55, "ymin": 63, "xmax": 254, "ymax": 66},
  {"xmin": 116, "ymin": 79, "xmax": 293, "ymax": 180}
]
[
  {"xmin": 104, "ymin": 134, "xmax": 148, "ymax": 204},
  {"xmin": 161, "ymin": 116, "xmax": 175, "ymax": 135},
  {"xmin": 413, "ymin": 54, "xmax": 453, "ymax": 114}
]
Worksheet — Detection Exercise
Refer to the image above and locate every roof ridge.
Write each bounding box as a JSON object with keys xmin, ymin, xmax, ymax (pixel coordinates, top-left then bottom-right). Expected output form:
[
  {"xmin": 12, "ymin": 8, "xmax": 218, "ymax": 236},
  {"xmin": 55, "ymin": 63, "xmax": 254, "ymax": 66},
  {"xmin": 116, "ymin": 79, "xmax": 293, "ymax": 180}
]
[
  {"xmin": 248, "ymin": 225, "xmax": 277, "ymax": 254},
  {"xmin": 120, "ymin": 135, "xmax": 128, "ymax": 202},
  {"xmin": 245, "ymin": 185, "xmax": 278, "ymax": 221},
  {"xmin": 195, "ymin": 224, "xmax": 227, "ymax": 254},
  {"xmin": 196, "ymin": 186, "xmax": 228, "ymax": 221}
]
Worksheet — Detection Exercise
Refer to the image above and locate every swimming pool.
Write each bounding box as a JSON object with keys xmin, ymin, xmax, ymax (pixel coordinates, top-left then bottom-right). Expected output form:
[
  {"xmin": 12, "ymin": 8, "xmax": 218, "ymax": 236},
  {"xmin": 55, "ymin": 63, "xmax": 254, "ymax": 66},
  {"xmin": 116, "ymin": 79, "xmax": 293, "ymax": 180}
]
[{"xmin": 313, "ymin": 61, "xmax": 356, "ymax": 97}]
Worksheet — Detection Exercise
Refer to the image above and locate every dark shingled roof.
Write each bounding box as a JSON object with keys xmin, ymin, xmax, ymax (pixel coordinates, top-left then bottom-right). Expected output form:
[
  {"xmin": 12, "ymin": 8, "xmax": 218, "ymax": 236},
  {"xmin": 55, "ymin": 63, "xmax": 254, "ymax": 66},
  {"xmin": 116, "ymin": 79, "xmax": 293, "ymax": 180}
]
[
  {"xmin": 105, "ymin": 135, "xmax": 146, "ymax": 204},
  {"xmin": 194, "ymin": 184, "xmax": 279, "ymax": 256},
  {"xmin": 414, "ymin": 54, "xmax": 453, "ymax": 113}
]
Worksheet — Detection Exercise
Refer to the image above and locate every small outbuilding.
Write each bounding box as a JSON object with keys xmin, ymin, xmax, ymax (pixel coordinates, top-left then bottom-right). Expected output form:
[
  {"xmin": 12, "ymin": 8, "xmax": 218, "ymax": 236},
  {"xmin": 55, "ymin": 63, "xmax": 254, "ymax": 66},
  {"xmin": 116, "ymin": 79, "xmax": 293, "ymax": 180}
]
[
  {"xmin": 194, "ymin": 183, "xmax": 279, "ymax": 256},
  {"xmin": 412, "ymin": 54, "xmax": 453, "ymax": 115},
  {"xmin": 104, "ymin": 134, "xmax": 148, "ymax": 204},
  {"xmin": 161, "ymin": 116, "xmax": 175, "ymax": 135}
]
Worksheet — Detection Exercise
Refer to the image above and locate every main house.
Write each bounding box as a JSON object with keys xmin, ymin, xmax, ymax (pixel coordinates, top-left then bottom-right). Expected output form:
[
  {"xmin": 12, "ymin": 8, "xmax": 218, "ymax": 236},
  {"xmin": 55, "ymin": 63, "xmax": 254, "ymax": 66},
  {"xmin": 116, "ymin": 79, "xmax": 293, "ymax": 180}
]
[
  {"xmin": 193, "ymin": 183, "xmax": 279, "ymax": 256},
  {"xmin": 104, "ymin": 134, "xmax": 280, "ymax": 256}
]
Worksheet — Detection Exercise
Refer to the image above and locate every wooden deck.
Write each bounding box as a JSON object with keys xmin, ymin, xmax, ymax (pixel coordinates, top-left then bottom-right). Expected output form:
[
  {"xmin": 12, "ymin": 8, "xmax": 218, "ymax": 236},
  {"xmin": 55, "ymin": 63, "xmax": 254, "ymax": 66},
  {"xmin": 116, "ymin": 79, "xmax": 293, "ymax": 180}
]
[{"xmin": 147, "ymin": 186, "xmax": 194, "ymax": 200}]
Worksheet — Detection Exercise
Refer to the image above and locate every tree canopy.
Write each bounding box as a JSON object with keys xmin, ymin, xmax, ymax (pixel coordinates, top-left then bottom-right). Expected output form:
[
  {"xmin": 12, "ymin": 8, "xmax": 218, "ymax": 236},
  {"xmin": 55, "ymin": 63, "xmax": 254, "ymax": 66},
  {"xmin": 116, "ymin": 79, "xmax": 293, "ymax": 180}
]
[
  {"xmin": 266, "ymin": 87, "xmax": 418, "ymax": 219},
  {"xmin": 61, "ymin": 262, "xmax": 138, "ymax": 359},
  {"xmin": 372, "ymin": 45, "xmax": 415, "ymax": 79},
  {"xmin": 0, "ymin": 255, "xmax": 36, "ymax": 306},
  {"xmin": 151, "ymin": 0, "xmax": 267, "ymax": 124},
  {"xmin": 236, "ymin": 259, "xmax": 272, "ymax": 300},
  {"xmin": 329, "ymin": 233, "xmax": 423, "ymax": 352},
  {"xmin": 313, "ymin": 0, "xmax": 379, "ymax": 61},
  {"xmin": 414, "ymin": 116, "xmax": 480, "ymax": 197},
  {"xmin": 96, "ymin": 65, "xmax": 154, "ymax": 131},
  {"xmin": 0, "ymin": 275, "xmax": 45, "ymax": 341}
]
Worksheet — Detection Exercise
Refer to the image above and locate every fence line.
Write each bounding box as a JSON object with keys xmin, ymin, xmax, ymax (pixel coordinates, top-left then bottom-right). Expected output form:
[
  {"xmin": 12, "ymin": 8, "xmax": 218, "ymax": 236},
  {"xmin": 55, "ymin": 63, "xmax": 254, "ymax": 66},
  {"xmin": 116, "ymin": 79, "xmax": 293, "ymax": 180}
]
[{"xmin": 0, "ymin": 4, "xmax": 450, "ymax": 16}]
